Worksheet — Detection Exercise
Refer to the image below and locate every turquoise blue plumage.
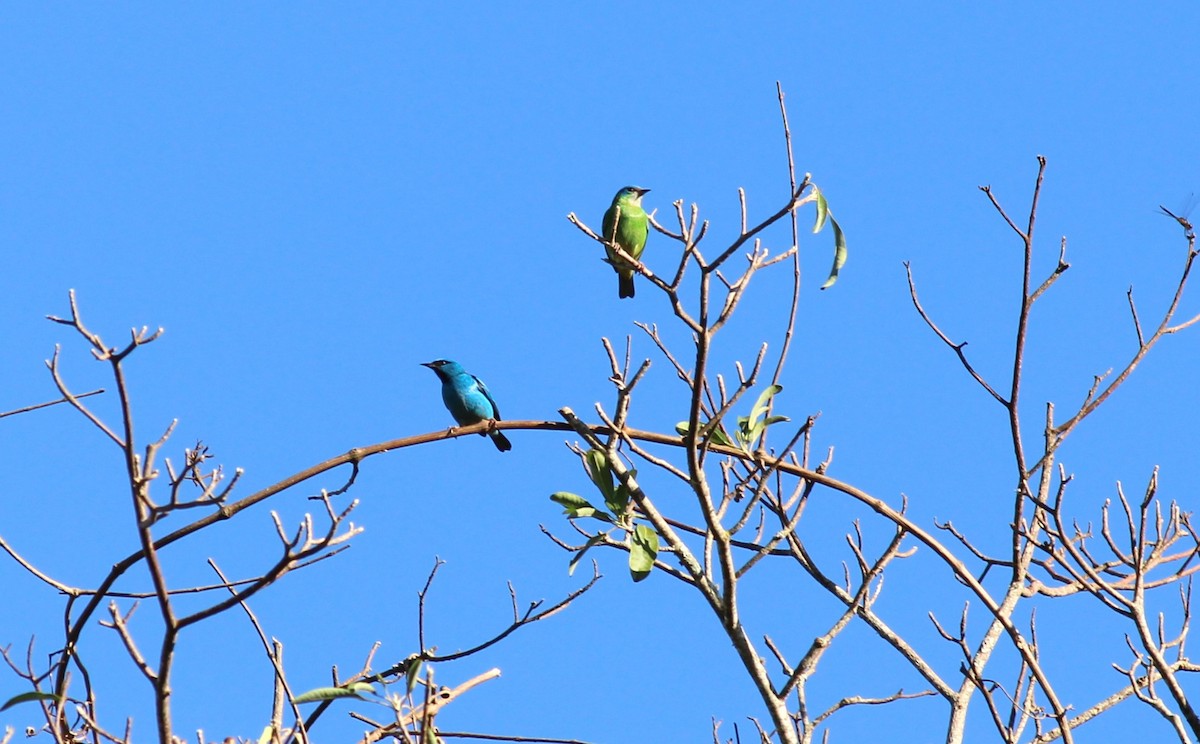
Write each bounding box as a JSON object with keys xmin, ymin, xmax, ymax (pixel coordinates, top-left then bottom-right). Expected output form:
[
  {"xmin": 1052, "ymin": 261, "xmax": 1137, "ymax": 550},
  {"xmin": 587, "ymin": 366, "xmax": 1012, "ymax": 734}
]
[{"xmin": 422, "ymin": 359, "xmax": 512, "ymax": 452}]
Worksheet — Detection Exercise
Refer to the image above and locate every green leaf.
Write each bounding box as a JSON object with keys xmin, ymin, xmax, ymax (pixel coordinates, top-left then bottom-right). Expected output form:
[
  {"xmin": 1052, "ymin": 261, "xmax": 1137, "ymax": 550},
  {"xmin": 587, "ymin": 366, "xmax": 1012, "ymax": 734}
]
[
  {"xmin": 735, "ymin": 386, "xmax": 789, "ymax": 449},
  {"xmin": 605, "ymin": 475, "xmax": 630, "ymax": 516},
  {"xmin": 584, "ymin": 449, "xmax": 616, "ymax": 503},
  {"xmin": 749, "ymin": 384, "xmax": 783, "ymax": 426},
  {"xmin": 293, "ymin": 682, "xmax": 376, "ymax": 704},
  {"xmin": 550, "ymin": 491, "xmax": 591, "ymax": 510},
  {"xmin": 0, "ymin": 691, "xmax": 60, "ymax": 712},
  {"xmin": 820, "ymin": 216, "xmax": 847, "ymax": 290},
  {"xmin": 405, "ymin": 659, "xmax": 423, "ymax": 696},
  {"xmin": 708, "ymin": 426, "xmax": 735, "ymax": 447},
  {"xmin": 629, "ymin": 524, "xmax": 659, "ymax": 582},
  {"xmin": 584, "ymin": 449, "xmax": 627, "ymax": 515},
  {"xmin": 677, "ymin": 421, "xmax": 735, "ymax": 447},
  {"xmin": 813, "ymin": 188, "xmax": 829, "ymax": 234},
  {"xmin": 747, "ymin": 419, "xmax": 767, "ymax": 445},
  {"xmin": 569, "ymin": 534, "xmax": 606, "ymax": 576},
  {"xmin": 549, "ymin": 492, "xmax": 612, "ymax": 522},
  {"xmin": 608, "ymin": 482, "xmax": 631, "ymax": 516}
]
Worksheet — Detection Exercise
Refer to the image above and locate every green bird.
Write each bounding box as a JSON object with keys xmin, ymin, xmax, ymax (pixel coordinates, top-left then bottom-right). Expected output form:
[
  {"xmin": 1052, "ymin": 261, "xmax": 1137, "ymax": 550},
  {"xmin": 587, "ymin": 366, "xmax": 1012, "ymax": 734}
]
[{"xmin": 602, "ymin": 186, "xmax": 650, "ymax": 299}]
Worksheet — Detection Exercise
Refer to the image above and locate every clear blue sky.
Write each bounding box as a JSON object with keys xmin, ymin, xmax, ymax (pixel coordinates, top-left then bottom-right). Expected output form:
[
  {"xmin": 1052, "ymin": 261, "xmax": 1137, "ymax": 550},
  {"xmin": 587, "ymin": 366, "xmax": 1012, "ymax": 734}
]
[{"xmin": 3, "ymin": 4, "xmax": 1199, "ymax": 742}]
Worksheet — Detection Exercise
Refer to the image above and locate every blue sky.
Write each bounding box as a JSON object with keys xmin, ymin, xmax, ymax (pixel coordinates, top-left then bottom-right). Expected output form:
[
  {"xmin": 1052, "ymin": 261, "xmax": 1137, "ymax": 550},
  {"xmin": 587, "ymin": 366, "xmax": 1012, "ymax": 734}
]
[{"xmin": 3, "ymin": 4, "xmax": 1200, "ymax": 742}]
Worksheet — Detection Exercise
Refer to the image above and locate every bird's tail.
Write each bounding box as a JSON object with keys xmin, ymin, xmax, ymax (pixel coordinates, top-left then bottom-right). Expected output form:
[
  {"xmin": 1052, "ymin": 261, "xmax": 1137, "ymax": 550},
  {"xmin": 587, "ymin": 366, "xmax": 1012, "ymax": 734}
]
[
  {"xmin": 618, "ymin": 272, "xmax": 636, "ymax": 299},
  {"xmin": 490, "ymin": 430, "xmax": 513, "ymax": 452}
]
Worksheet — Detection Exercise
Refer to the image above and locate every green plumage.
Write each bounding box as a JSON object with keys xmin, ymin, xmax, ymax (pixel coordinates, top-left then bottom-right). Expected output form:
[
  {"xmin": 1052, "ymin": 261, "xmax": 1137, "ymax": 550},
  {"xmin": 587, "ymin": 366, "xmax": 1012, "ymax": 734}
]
[{"xmin": 602, "ymin": 186, "xmax": 650, "ymax": 299}]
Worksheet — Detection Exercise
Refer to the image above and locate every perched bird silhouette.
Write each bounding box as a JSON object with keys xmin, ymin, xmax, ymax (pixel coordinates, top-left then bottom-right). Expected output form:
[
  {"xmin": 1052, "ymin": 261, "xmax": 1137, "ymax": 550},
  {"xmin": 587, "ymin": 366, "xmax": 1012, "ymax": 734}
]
[
  {"xmin": 602, "ymin": 186, "xmax": 650, "ymax": 299},
  {"xmin": 422, "ymin": 359, "xmax": 512, "ymax": 452}
]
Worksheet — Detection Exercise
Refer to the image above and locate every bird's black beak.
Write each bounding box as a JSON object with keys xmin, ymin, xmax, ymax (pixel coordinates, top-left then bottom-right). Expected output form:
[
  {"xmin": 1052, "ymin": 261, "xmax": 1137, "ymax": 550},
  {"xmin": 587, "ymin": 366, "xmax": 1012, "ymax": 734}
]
[
  {"xmin": 420, "ymin": 362, "xmax": 435, "ymax": 369},
  {"xmin": 637, "ymin": 187, "xmax": 651, "ymax": 196}
]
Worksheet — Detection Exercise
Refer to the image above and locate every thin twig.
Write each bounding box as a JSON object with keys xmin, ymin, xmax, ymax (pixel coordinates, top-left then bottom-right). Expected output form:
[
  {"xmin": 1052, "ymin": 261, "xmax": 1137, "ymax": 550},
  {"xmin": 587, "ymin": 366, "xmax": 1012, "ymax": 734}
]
[{"xmin": 0, "ymin": 388, "xmax": 105, "ymax": 419}]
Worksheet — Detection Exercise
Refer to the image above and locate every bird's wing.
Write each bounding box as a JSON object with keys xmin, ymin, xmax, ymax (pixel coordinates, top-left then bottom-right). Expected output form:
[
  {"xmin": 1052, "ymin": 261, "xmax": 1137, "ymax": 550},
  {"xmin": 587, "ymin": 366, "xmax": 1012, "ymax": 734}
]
[
  {"xmin": 473, "ymin": 375, "xmax": 502, "ymax": 420},
  {"xmin": 602, "ymin": 204, "xmax": 616, "ymax": 241},
  {"xmin": 631, "ymin": 211, "xmax": 649, "ymax": 251}
]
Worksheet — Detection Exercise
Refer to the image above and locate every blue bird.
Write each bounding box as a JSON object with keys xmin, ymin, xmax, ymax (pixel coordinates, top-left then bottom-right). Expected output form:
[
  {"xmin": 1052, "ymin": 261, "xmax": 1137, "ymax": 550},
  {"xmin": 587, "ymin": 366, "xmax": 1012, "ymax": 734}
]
[{"xmin": 422, "ymin": 359, "xmax": 513, "ymax": 452}]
